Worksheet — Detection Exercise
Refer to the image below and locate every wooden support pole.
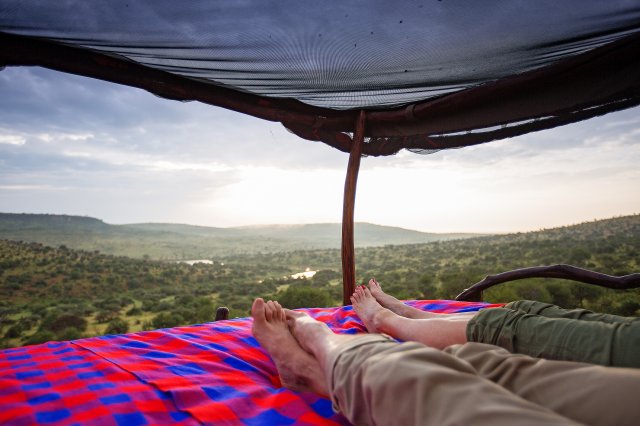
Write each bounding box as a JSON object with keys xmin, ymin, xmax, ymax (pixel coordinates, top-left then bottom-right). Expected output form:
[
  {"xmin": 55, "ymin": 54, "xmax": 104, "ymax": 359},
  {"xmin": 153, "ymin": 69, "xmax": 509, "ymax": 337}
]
[
  {"xmin": 215, "ymin": 307, "xmax": 230, "ymax": 321},
  {"xmin": 341, "ymin": 110, "xmax": 366, "ymax": 306}
]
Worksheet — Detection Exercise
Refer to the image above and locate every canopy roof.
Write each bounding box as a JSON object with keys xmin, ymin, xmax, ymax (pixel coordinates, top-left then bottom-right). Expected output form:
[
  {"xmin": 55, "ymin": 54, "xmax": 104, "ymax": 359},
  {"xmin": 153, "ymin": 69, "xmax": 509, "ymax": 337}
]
[
  {"xmin": 2, "ymin": 1, "xmax": 640, "ymax": 304},
  {"xmin": 2, "ymin": 0, "xmax": 640, "ymax": 155}
]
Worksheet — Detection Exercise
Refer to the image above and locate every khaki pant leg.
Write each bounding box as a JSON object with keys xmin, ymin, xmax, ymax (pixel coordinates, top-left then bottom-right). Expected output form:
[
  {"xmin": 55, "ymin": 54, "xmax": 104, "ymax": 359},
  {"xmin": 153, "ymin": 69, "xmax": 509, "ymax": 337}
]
[
  {"xmin": 328, "ymin": 335, "xmax": 578, "ymax": 426},
  {"xmin": 447, "ymin": 342, "xmax": 640, "ymax": 426}
]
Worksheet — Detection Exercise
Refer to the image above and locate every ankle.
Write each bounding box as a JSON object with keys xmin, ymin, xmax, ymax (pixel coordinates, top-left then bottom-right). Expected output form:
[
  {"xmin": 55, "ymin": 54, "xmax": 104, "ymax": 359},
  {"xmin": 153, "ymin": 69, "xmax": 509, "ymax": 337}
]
[{"xmin": 372, "ymin": 308, "xmax": 394, "ymax": 332}]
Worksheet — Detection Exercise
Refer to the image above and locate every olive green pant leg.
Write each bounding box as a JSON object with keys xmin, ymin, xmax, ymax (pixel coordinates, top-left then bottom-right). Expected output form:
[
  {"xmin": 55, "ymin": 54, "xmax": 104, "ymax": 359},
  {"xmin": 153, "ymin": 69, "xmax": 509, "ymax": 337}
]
[
  {"xmin": 505, "ymin": 300, "xmax": 638, "ymax": 324},
  {"xmin": 467, "ymin": 304, "xmax": 640, "ymax": 367},
  {"xmin": 447, "ymin": 342, "xmax": 640, "ymax": 426}
]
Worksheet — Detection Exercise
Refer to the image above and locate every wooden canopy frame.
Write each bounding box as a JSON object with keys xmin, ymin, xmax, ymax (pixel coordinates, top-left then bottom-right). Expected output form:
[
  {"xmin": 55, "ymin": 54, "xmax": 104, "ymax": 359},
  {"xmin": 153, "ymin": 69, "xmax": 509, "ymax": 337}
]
[
  {"xmin": 2, "ymin": 30, "xmax": 640, "ymax": 306},
  {"xmin": 456, "ymin": 265, "xmax": 640, "ymax": 302},
  {"xmin": 3, "ymin": 31, "xmax": 640, "ymax": 156}
]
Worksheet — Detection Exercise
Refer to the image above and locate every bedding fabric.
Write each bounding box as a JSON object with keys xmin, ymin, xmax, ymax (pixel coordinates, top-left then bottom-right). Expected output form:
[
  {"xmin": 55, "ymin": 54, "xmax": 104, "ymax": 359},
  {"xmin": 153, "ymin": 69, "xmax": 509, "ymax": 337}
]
[{"xmin": 0, "ymin": 299, "xmax": 499, "ymax": 425}]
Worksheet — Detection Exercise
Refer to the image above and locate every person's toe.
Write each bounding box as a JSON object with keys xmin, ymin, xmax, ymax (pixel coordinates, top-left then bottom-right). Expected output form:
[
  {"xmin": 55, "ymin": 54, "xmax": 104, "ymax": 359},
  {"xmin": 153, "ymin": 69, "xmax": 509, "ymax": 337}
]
[
  {"xmin": 363, "ymin": 286, "xmax": 373, "ymax": 298},
  {"xmin": 274, "ymin": 301, "xmax": 285, "ymax": 320},
  {"xmin": 267, "ymin": 300, "xmax": 278, "ymax": 321},
  {"xmin": 252, "ymin": 298, "xmax": 266, "ymax": 321},
  {"xmin": 284, "ymin": 308, "xmax": 305, "ymax": 319}
]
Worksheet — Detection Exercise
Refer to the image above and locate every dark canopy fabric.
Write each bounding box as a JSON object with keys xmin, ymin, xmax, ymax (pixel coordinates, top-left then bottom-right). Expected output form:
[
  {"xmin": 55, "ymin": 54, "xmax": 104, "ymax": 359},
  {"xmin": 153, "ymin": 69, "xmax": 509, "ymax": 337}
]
[{"xmin": 1, "ymin": 0, "xmax": 640, "ymax": 154}]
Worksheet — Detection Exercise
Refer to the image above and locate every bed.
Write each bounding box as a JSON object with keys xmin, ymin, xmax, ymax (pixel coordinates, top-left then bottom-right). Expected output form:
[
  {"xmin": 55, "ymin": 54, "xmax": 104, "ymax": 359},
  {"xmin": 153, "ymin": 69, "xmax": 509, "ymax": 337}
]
[{"xmin": 0, "ymin": 300, "xmax": 500, "ymax": 425}]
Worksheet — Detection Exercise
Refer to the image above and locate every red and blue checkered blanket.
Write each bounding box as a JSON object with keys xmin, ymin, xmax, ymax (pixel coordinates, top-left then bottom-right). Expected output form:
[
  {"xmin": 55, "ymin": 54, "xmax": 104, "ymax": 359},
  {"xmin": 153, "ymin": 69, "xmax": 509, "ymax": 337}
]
[{"xmin": 0, "ymin": 300, "xmax": 500, "ymax": 425}]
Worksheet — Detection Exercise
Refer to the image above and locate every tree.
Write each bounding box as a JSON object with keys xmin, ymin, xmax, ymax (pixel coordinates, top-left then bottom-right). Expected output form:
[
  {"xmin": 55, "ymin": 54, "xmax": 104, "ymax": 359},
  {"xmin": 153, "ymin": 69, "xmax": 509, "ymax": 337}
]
[
  {"xmin": 152, "ymin": 312, "xmax": 185, "ymax": 329},
  {"xmin": 545, "ymin": 282, "xmax": 574, "ymax": 308},
  {"xmin": 57, "ymin": 327, "xmax": 82, "ymax": 341},
  {"xmin": 42, "ymin": 314, "xmax": 87, "ymax": 334},
  {"xmin": 95, "ymin": 310, "xmax": 120, "ymax": 323},
  {"xmin": 194, "ymin": 298, "xmax": 215, "ymax": 324},
  {"xmin": 437, "ymin": 270, "xmax": 482, "ymax": 300},
  {"xmin": 126, "ymin": 306, "xmax": 142, "ymax": 316},
  {"xmin": 105, "ymin": 318, "xmax": 129, "ymax": 335},
  {"xmin": 279, "ymin": 286, "xmax": 332, "ymax": 309},
  {"xmin": 25, "ymin": 331, "xmax": 55, "ymax": 345},
  {"xmin": 3, "ymin": 323, "xmax": 26, "ymax": 339},
  {"xmin": 311, "ymin": 269, "xmax": 341, "ymax": 286},
  {"xmin": 419, "ymin": 274, "xmax": 438, "ymax": 299}
]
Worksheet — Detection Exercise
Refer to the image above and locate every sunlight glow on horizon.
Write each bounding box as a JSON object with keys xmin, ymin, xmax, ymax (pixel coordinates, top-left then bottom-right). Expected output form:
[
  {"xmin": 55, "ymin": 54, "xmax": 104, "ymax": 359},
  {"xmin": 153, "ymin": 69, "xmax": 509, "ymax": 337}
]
[{"xmin": 163, "ymin": 134, "xmax": 640, "ymax": 234}]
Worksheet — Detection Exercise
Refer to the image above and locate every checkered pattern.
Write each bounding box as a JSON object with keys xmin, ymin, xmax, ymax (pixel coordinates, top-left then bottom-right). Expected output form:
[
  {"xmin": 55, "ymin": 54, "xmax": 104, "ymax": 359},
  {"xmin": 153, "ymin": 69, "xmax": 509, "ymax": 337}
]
[
  {"xmin": 0, "ymin": 341, "xmax": 198, "ymax": 425},
  {"xmin": 1, "ymin": 300, "xmax": 499, "ymax": 425}
]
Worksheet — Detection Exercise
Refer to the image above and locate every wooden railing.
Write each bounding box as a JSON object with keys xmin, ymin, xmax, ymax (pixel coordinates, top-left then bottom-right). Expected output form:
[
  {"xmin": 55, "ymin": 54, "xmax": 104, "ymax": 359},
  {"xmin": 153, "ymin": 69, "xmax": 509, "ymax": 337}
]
[{"xmin": 455, "ymin": 264, "xmax": 640, "ymax": 302}]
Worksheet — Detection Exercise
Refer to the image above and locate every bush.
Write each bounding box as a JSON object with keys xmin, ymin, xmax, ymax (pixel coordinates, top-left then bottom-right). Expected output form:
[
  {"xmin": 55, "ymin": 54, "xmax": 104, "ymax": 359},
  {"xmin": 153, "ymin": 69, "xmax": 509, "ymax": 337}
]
[
  {"xmin": 193, "ymin": 298, "xmax": 215, "ymax": 324},
  {"xmin": 437, "ymin": 270, "xmax": 483, "ymax": 300},
  {"xmin": 105, "ymin": 318, "xmax": 129, "ymax": 335},
  {"xmin": 25, "ymin": 331, "xmax": 55, "ymax": 345},
  {"xmin": 154, "ymin": 300, "xmax": 174, "ymax": 312},
  {"xmin": 546, "ymin": 282, "xmax": 574, "ymax": 308},
  {"xmin": 126, "ymin": 306, "xmax": 142, "ymax": 316},
  {"xmin": 152, "ymin": 312, "xmax": 185, "ymax": 329},
  {"xmin": 42, "ymin": 314, "xmax": 87, "ymax": 333},
  {"xmin": 617, "ymin": 298, "xmax": 640, "ymax": 316},
  {"xmin": 279, "ymin": 286, "xmax": 332, "ymax": 309},
  {"xmin": 95, "ymin": 310, "xmax": 120, "ymax": 323},
  {"xmin": 311, "ymin": 269, "xmax": 341, "ymax": 286},
  {"xmin": 57, "ymin": 327, "xmax": 82, "ymax": 341},
  {"xmin": 141, "ymin": 299, "xmax": 158, "ymax": 312},
  {"xmin": 4, "ymin": 323, "xmax": 27, "ymax": 339}
]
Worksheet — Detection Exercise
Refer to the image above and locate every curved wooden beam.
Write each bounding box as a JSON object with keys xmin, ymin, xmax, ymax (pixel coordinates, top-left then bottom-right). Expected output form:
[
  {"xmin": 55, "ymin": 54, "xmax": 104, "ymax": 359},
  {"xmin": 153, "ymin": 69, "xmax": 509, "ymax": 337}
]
[
  {"xmin": 0, "ymin": 32, "xmax": 353, "ymax": 129},
  {"xmin": 455, "ymin": 264, "xmax": 640, "ymax": 302},
  {"xmin": 341, "ymin": 111, "xmax": 366, "ymax": 306},
  {"xmin": 4, "ymin": 30, "xmax": 639, "ymax": 155}
]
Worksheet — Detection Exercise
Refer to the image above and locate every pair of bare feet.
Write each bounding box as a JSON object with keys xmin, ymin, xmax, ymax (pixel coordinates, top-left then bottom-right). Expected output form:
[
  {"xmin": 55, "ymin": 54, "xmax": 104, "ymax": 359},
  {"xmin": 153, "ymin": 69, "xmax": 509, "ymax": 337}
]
[
  {"xmin": 354, "ymin": 278, "xmax": 474, "ymax": 349},
  {"xmin": 350, "ymin": 278, "xmax": 438, "ymax": 334},
  {"xmin": 251, "ymin": 279, "xmax": 419, "ymax": 395},
  {"xmin": 251, "ymin": 298, "xmax": 347, "ymax": 396}
]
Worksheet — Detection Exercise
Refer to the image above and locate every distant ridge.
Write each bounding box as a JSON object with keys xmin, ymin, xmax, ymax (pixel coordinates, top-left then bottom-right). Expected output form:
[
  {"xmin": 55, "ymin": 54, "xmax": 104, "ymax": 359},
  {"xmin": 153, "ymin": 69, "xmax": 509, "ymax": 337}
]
[
  {"xmin": 0, "ymin": 213, "xmax": 110, "ymax": 231},
  {"xmin": 0, "ymin": 213, "xmax": 482, "ymax": 259}
]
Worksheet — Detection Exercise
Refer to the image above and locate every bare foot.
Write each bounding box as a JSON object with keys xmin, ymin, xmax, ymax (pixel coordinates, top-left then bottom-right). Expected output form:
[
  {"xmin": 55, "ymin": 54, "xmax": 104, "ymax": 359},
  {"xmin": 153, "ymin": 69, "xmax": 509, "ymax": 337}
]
[
  {"xmin": 350, "ymin": 285, "xmax": 392, "ymax": 333},
  {"xmin": 368, "ymin": 278, "xmax": 401, "ymax": 309},
  {"xmin": 251, "ymin": 298, "xmax": 328, "ymax": 395},
  {"xmin": 284, "ymin": 309, "xmax": 333, "ymax": 353},
  {"xmin": 369, "ymin": 278, "xmax": 435, "ymax": 319},
  {"xmin": 285, "ymin": 308, "xmax": 354, "ymax": 372}
]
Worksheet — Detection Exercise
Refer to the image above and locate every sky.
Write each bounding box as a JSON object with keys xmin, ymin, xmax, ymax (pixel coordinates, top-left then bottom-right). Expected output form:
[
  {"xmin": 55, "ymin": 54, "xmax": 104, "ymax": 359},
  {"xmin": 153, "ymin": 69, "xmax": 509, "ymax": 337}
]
[{"xmin": 0, "ymin": 66, "xmax": 639, "ymax": 234}]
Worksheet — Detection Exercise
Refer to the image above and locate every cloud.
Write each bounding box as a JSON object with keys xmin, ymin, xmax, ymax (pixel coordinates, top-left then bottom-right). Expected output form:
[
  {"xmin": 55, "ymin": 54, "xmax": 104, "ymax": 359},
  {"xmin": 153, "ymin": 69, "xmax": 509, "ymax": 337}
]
[
  {"xmin": 0, "ymin": 134, "xmax": 26, "ymax": 145},
  {"xmin": 0, "ymin": 184, "xmax": 61, "ymax": 191},
  {"xmin": 0, "ymin": 67, "xmax": 347, "ymax": 172},
  {"xmin": 1, "ymin": 66, "xmax": 639, "ymax": 232}
]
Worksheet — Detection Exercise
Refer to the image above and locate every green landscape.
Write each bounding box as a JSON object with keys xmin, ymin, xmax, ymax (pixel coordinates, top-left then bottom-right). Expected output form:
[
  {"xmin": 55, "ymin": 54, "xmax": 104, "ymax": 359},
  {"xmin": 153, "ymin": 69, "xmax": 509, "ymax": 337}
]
[{"xmin": 1, "ymin": 213, "xmax": 639, "ymax": 349}]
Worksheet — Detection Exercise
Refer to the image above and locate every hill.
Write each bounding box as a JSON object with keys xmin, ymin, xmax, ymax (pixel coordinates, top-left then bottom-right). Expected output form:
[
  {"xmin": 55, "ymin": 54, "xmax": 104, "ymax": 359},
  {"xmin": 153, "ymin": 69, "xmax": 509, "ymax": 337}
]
[{"xmin": 0, "ymin": 213, "xmax": 480, "ymax": 259}]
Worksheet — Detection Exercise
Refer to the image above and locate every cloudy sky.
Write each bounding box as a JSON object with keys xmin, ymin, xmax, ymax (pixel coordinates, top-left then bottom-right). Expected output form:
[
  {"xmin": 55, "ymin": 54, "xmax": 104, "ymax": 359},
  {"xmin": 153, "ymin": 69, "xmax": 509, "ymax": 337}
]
[{"xmin": 0, "ymin": 66, "xmax": 638, "ymax": 233}]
